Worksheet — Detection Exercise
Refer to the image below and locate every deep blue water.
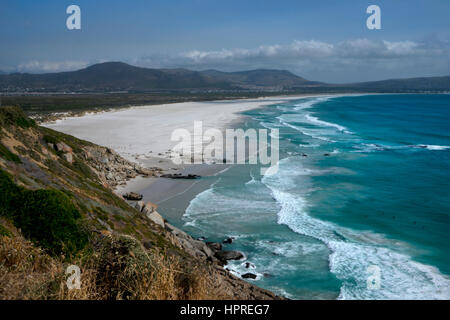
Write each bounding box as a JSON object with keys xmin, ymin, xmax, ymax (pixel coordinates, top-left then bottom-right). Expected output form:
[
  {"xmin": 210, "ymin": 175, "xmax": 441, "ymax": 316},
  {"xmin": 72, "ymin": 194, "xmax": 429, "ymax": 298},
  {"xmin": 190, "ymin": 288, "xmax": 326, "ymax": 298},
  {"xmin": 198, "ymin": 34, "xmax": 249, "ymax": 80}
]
[{"xmin": 176, "ymin": 94, "xmax": 450, "ymax": 299}]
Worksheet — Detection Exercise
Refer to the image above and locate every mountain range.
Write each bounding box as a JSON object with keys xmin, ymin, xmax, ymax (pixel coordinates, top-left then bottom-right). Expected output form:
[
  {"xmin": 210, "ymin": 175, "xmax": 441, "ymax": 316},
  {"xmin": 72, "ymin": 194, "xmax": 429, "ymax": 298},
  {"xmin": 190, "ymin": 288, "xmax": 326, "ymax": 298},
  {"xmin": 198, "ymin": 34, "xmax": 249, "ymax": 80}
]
[{"xmin": 0, "ymin": 62, "xmax": 449, "ymax": 93}]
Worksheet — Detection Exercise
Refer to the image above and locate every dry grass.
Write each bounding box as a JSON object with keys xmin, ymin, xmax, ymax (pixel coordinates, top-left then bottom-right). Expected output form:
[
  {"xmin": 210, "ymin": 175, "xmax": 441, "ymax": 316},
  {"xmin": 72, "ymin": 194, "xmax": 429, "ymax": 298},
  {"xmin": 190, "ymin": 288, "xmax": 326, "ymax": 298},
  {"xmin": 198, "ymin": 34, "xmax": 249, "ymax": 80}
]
[
  {"xmin": 0, "ymin": 224, "xmax": 63, "ymax": 299},
  {"xmin": 0, "ymin": 228, "xmax": 216, "ymax": 300}
]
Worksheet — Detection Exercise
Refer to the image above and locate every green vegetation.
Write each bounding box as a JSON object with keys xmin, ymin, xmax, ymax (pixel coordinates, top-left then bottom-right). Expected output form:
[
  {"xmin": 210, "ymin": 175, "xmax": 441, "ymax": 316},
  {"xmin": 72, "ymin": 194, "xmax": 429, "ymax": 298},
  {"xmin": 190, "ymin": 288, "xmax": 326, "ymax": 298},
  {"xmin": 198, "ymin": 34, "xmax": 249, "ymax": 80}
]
[
  {"xmin": 1, "ymin": 92, "xmax": 283, "ymax": 121},
  {"xmin": 40, "ymin": 126, "xmax": 88, "ymax": 153},
  {"xmin": 0, "ymin": 169, "xmax": 87, "ymax": 257},
  {"xmin": 0, "ymin": 105, "xmax": 36, "ymax": 128},
  {"xmin": 43, "ymin": 134, "xmax": 59, "ymax": 145},
  {"xmin": 0, "ymin": 223, "xmax": 11, "ymax": 237},
  {"xmin": 0, "ymin": 142, "xmax": 21, "ymax": 163}
]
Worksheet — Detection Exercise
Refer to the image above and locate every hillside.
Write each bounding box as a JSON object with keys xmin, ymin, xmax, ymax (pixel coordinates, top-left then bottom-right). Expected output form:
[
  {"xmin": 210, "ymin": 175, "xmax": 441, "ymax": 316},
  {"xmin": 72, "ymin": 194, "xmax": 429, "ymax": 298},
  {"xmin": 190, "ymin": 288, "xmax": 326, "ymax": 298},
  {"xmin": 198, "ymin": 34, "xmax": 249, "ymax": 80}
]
[
  {"xmin": 201, "ymin": 69, "xmax": 321, "ymax": 89},
  {"xmin": 346, "ymin": 75, "xmax": 450, "ymax": 92},
  {"xmin": 0, "ymin": 106, "xmax": 280, "ymax": 300},
  {"xmin": 0, "ymin": 62, "xmax": 319, "ymax": 93},
  {"xmin": 1, "ymin": 62, "xmax": 449, "ymax": 94}
]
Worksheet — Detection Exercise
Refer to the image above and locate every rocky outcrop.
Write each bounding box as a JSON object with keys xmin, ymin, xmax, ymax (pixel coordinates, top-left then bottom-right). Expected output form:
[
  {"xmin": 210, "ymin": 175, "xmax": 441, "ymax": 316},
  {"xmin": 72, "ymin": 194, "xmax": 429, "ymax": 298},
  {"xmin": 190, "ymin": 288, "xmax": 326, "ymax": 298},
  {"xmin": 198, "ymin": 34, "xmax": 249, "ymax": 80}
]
[
  {"xmin": 133, "ymin": 201, "xmax": 165, "ymax": 228},
  {"xmin": 164, "ymin": 223, "xmax": 217, "ymax": 261},
  {"xmin": 47, "ymin": 141, "xmax": 74, "ymax": 164},
  {"xmin": 123, "ymin": 192, "xmax": 143, "ymax": 200},
  {"xmin": 215, "ymin": 250, "xmax": 244, "ymax": 264},
  {"xmin": 81, "ymin": 146, "xmax": 162, "ymax": 187},
  {"xmin": 206, "ymin": 242, "xmax": 222, "ymax": 252},
  {"xmin": 161, "ymin": 173, "xmax": 200, "ymax": 179},
  {"xmin": 223, "ymin": 237, "xmax": 234, "ymax": 244}
]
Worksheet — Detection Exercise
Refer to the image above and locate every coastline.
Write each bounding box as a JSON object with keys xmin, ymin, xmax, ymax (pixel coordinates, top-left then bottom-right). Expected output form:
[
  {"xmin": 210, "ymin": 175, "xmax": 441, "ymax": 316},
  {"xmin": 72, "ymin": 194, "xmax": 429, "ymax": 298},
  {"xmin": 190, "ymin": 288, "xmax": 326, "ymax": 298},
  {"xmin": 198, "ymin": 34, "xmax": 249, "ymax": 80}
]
[
  {"xmin": 42, "ymin": 94, "xmax": 334, "ymax": 210},
  {"xmin": 40, "ymin": 93, "xmax": 345, "ymax": 296}
]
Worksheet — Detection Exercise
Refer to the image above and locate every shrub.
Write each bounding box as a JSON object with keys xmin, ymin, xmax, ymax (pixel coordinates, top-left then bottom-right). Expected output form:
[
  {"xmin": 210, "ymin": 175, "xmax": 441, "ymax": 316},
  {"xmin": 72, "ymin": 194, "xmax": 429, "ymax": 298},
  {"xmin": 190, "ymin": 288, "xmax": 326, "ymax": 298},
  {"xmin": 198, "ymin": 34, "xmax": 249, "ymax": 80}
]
[
  {"xmin": 0, "ymin": 106, "xmax": 35, "ymax": 128},
  {"xmin": 0, "ymin": 169, "xmax": 87, "ymax": 257},
  {"xmin": 43, "ymin": 134, "xmax": 59, "ymax": 145},
  {"xmin": 17, "ymin": 189, "xmax": 87, "ymax": 256},
  {"xmin": 0, "ymin": 223, "xmax": 11, "ymax": 237}
]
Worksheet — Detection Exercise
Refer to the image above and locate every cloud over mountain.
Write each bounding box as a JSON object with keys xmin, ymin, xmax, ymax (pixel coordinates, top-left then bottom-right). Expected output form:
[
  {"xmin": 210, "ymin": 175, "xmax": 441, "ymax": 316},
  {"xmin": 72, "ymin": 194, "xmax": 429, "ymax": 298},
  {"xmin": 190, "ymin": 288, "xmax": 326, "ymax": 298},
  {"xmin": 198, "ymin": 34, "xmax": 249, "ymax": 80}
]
[{"xmin": 135, "ymin": 38, "xmax": 450, "ymax": 82}]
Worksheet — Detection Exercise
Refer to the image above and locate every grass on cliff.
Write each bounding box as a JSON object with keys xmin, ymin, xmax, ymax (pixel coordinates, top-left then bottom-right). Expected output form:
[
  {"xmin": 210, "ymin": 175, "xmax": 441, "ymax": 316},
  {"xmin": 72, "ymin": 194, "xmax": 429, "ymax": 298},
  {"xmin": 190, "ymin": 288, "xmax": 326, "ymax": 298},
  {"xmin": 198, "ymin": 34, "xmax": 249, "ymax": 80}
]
[
  {"xmin": 0, "ymin": 228, "xmax": 214, "ymax": 300},
  {"xmin": 0, "ymin": 143, "xmax": 21, "ymax": 163},
  {"xmin": 0, "ymin": 169, "xmax": 88, "ymax": 257},
  {"xmin": 0, "ymin": 105, "xmax": 36, "ymax": 129}
]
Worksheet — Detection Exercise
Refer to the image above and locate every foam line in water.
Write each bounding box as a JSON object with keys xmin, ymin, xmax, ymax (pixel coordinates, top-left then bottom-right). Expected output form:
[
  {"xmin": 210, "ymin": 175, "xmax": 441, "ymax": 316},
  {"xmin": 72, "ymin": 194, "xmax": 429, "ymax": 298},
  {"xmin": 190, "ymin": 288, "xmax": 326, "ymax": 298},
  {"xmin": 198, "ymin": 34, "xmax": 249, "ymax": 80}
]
[{"xmin": 261, "ymin": 157, "xmax": 450, "ymax": 299}]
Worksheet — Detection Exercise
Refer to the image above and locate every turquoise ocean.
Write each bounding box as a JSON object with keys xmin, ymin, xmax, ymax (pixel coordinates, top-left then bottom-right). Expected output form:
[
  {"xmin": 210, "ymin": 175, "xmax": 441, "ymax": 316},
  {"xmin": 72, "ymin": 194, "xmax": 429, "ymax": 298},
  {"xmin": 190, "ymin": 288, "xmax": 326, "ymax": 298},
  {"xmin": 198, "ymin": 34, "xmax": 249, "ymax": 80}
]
[{"xmin": 161, "ymin": 94, "xmax": 450, "ymax": 299}]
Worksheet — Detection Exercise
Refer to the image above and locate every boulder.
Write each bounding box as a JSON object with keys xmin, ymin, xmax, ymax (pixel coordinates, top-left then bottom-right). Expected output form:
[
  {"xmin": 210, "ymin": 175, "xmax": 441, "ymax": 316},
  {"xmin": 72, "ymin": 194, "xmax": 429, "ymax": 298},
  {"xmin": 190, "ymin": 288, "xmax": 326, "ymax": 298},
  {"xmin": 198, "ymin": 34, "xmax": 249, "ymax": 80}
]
[
  {"xmin": 206, "ymin": 242, "xmax": 223, "ymax": 252},
  {"xmin": 135, "ymin": 201, "xmax": 145, "ymax": 212},
  {"xmin": 242, "ymin": 273, "xmax": 257, "ymax": 279},
  {"xmin": 192, "ymin": 240, "xmax": 214, "ymax": 259},
  {"xmin": 165, "ymin": 223, "xmax": 190, "ymax": 240},
  {"xmin": 223, "ymin": 237, "xmax": 234, "ymax": 244},
  {"xmin": 146, "ymin": 210, "xmax": 165, "ymax": 228},
  {"xmin": 215, "ymin": 250, "xmax": 244, "ymax": 264},
  {"xmin": 123, "ymin": 192, "xmax": 143, "ymax": 201},
  {"xmin": 142, "ymin": 201, "xmax": 158, "ymax": 214},
  {"xmin": 55, "ymin": 142, "xmax": 72, "ymax": 153},
  {"xmin": 62, "ymin": 152, "xmax": 73, "ymax": 163},
  {"xmin": 161, "ymin": 173, "xmax": 200, "ymax": 179}
]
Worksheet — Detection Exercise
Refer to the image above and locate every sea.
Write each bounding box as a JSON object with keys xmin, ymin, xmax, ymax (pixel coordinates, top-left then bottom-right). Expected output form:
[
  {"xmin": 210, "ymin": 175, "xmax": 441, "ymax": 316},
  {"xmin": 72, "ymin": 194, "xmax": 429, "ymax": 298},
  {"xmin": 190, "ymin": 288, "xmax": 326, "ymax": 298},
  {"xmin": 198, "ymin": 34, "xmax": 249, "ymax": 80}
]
[{"xmin": 158, "ymin": 94, "xmax": 450, "ymax": 299}]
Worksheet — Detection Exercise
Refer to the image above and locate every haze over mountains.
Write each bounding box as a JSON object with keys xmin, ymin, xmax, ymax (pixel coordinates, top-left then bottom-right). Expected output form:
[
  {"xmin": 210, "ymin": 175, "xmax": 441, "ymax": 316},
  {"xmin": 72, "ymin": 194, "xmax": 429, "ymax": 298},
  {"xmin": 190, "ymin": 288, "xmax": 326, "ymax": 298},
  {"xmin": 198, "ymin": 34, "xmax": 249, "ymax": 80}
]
[{"xmin": 0, "ymin": 62, "xmax": 449, "ymax": 93}]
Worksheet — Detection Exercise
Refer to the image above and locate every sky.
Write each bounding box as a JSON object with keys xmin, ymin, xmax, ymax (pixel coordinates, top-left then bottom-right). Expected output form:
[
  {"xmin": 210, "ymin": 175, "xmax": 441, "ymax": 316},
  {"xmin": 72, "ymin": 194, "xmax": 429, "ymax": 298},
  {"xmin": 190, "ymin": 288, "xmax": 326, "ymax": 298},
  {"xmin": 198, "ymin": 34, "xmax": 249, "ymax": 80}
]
[{"xmin": 1, "ymin": 0, "xmax": 450, "ymax": 83}]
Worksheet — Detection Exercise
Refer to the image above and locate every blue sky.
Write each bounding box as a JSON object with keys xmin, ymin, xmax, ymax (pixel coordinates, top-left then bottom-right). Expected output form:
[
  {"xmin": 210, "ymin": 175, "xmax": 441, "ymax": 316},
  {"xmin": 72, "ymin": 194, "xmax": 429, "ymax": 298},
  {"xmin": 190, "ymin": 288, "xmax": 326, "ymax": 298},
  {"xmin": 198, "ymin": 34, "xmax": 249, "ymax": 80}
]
[{"xmin": 1, "ymin": 0, "xmax": 450, "ymax": 82}]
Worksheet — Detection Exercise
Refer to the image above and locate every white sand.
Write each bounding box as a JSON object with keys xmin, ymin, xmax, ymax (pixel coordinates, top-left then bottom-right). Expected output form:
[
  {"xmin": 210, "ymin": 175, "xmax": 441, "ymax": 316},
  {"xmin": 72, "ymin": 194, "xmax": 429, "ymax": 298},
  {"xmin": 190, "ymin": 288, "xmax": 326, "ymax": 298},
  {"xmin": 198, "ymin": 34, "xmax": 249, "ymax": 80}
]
[{"xmin": 42, "ymin": 95, "xmax": 324, "ymax": 166}]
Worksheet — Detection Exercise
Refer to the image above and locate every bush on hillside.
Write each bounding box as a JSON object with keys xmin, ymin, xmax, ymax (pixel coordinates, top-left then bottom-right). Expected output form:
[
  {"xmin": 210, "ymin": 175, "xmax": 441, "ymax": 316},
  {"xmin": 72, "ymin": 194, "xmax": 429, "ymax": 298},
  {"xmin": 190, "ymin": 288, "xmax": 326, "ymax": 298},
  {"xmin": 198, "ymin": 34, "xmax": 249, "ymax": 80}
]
[{"xmin": 0, "ymin": 169, "xmax": 87, "ymax": 257}]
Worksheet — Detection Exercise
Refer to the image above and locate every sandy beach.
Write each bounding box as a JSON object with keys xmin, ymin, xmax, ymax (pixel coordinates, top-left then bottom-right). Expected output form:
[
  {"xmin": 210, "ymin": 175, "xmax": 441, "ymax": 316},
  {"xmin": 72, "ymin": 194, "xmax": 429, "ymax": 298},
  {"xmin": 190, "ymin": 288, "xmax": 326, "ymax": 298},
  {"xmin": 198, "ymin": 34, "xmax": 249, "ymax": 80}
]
[
  {"xmin": 42, "ymin": 94, "xmax": 327, "ymax": 211},
  {"xmin": 43, "ymin": 95, "xmax": 323, "ymax": 164}
]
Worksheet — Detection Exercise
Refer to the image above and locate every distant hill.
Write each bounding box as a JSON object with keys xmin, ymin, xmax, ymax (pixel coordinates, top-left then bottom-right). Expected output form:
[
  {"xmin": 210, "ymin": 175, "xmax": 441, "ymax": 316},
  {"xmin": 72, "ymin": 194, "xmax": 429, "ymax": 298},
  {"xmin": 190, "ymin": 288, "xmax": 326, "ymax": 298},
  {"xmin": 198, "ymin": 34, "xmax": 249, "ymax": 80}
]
[
  {"xmin": 0, "ymin": 61, "xmax": 449, "ymax": 93},
  {"xmin": 0, "ymin": 62, "xmax": 319, "ymax": 93},
  {"xmin": 0, "ymin": 62, "xmax": 232, "ymax": 93},
  {"xmin": 201, "ymin": 69, "xmax": 321, "ymax": 89},
  {"xmin": 346, "ymin": 76, "xmax": 450, "ymax": 92}
]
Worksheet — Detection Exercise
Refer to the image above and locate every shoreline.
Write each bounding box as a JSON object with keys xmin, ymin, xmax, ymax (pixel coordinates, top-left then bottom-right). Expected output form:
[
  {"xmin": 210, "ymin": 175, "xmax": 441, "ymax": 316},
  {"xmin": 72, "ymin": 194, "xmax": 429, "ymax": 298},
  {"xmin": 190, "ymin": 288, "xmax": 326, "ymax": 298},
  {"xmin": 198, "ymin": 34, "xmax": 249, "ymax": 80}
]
[
  {"xmin": 42, "ymin": 93, "xmax": 356, "ymax": 225},
  {"xmin": 42, "ymin": 94, "xmax": 336, "ymax": 201},
  {"xmin": 40, "ymin": 93, "xmax": 347, "ymax": 293}
]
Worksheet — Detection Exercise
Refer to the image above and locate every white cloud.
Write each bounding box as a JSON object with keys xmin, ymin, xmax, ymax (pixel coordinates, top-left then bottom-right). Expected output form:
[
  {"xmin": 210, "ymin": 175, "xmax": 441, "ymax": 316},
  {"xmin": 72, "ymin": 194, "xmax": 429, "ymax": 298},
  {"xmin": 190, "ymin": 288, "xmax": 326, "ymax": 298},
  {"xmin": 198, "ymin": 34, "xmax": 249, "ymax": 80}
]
[
  {"xmin": 16, "ymin": 60, "xmax": 88, "ymax": 73},
  {"xmin": 151, "ymin": 38, "xmax": 450, "ymax": 82},
  {"xmin": 8, "ymin": 38, "xmax": 450, "ymax": 82},
  {"xmin": 180, "ymin": 39, "xmax": 430, "ymax": 62}
]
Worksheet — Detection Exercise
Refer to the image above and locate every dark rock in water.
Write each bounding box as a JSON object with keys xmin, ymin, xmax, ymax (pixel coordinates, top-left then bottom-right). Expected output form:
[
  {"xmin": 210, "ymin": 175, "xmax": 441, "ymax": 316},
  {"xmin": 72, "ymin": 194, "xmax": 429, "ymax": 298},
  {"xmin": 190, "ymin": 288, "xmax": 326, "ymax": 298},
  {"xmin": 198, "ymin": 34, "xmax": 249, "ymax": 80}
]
[
  {"xmin": 215, "ymin": 250, "xmax": 244, "ymax": 263},
  {"xmin": 323, "ymin": 153, "xmax": 330, "ymax": 156},
  {"xmin": 244, "ymin": 262, "xmax": 255, "ymax": 269},
  {"xmin": 223, "ymin": 237, "xmax": 234, "ymax": 244},
  {"xmin": 123, "ymin": 192, "xmax": 143, "ymax": 201},
  {"xmin": 242, "ymin": 273, "xmax": 257, "ymax": 279},
  {"xmin": 206, "ymin": 242, "xmax": 222, "ymax": 252},
  {"xmin": 161, "ymin": 173, "xmax": 200, "ymax": 179},
  {"xmin": 302, "ymin": 153, "xmax": 308, "ymax": 157}
]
